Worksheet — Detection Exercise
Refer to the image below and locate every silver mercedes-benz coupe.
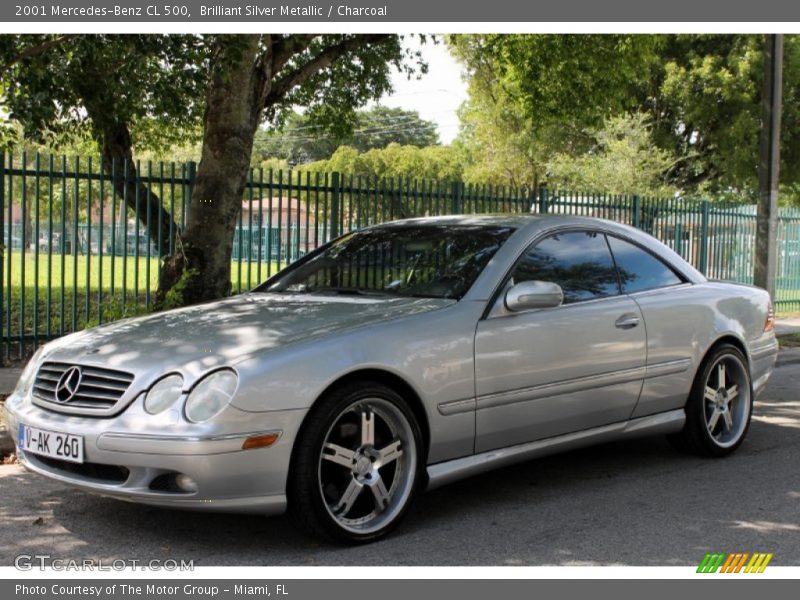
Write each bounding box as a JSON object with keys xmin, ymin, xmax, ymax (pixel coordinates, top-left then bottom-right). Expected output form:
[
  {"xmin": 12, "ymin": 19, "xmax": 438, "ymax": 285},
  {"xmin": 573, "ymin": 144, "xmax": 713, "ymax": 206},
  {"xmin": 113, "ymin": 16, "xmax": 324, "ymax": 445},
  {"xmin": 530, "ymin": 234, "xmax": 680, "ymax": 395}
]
[{"xmin": 5, "ymin": 215, "xmax": 778, "ymax": 542}]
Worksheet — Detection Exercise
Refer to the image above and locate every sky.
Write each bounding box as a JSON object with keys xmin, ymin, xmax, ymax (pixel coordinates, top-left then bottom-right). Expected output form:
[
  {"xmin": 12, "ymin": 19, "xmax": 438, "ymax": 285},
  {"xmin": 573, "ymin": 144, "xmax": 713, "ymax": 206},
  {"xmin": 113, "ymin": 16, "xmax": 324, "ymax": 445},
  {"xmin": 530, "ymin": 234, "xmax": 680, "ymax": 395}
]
[{"xmin": 375, "ymin": 37, "xmax": 469, "ymax": 145}]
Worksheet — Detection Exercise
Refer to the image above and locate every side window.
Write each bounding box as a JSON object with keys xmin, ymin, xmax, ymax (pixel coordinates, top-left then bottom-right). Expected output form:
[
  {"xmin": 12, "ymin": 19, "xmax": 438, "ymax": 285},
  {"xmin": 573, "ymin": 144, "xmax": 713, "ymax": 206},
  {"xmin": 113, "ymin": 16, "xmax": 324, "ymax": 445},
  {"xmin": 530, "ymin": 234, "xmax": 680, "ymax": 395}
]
[
  {"xmin": 607, "ymin": 235, "xmax": 683, "ymax": 293},
  {"xmin": 511, "ymin": 231, "xmax": 620, "ymax": 304}
]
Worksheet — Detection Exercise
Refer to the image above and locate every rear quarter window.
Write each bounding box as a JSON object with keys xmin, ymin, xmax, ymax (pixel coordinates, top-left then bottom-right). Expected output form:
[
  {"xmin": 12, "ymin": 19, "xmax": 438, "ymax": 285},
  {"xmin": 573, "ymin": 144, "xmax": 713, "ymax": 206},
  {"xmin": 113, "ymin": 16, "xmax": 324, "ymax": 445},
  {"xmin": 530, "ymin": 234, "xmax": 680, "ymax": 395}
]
[{"xmin": 607, "ymin": 235, "xmax": 684, "ymax": 293}]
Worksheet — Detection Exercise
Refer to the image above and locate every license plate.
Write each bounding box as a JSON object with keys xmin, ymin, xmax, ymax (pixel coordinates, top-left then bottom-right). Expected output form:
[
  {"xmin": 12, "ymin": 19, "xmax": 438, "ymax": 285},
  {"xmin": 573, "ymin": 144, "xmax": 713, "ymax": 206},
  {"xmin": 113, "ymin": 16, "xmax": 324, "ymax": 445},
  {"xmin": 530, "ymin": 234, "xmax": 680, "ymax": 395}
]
[{"xmin": 18, "ymin": 424, "xmax": 84, "ymax": 464}]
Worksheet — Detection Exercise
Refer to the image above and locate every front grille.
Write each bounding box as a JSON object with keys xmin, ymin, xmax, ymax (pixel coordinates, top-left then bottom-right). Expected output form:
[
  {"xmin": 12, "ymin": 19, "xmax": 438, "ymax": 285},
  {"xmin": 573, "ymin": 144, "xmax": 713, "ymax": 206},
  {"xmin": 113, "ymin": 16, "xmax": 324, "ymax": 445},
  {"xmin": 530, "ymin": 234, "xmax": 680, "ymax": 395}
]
[{"xmin": 32, "ymin": 362, "xmax": 135, "ymax": 416}]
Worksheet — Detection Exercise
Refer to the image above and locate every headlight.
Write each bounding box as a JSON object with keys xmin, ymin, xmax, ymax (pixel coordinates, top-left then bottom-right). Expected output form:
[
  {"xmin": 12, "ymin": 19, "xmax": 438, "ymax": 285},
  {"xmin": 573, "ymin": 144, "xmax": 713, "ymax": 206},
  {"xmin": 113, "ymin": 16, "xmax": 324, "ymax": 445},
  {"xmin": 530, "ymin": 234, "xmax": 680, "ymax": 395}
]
[
  {"xmin": 184, "ymin": 369, "xmax": 238, "ymax": 423},
  {"xmin": 14, "ymin": 347, "xmax": 45, "ymax": 396},
  {"xmin": 144, "ymin": 374, "xmax": 184, "ymax": 415}
]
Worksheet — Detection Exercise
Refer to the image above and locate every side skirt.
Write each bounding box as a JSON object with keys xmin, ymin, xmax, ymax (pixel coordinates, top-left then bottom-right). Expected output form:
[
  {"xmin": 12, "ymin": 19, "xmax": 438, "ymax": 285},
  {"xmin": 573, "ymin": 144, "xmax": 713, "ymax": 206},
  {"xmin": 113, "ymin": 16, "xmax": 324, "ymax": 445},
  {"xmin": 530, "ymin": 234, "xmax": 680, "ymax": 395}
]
[{"xmin": 425, "ymin": 409, "xmax": 685, "ymax": 491}]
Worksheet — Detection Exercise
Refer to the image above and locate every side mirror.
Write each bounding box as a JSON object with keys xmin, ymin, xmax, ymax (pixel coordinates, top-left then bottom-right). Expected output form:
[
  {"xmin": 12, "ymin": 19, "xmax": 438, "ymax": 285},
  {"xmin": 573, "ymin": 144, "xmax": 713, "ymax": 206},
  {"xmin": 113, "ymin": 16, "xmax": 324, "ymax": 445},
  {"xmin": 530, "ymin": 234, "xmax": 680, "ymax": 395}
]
[{"xmin": 504, "ymin": 280, "xmax": 564, "ymax": 312}]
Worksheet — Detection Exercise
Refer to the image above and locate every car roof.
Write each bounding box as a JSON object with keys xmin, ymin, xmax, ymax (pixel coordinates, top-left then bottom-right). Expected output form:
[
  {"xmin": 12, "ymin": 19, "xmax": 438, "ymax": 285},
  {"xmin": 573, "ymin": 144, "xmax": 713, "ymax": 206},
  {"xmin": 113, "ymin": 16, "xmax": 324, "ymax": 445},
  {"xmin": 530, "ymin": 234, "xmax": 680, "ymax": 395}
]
[
  {"xmin": 375, "ymin": 213, "xmax": 637, "ymax": 235},
  {"xmin": 378, "ymin": 214, "xmax": 538, "ymax": 228}
]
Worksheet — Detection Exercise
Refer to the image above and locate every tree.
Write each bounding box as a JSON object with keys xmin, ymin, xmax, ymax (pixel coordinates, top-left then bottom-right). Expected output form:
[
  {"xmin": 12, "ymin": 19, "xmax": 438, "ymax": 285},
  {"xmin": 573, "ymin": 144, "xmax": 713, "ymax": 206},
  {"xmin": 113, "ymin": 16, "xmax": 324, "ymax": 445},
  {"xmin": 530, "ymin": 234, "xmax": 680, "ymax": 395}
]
[
  {"xmin": 448, "ymin": 34, "xmax": 661, "ymax": 189},
  {"xmin": 1, "ymin": 34, "xmax": 422, "ymax": 305},
  {"xmin": 653, "ymin": 35, "xmax": 800, "ymax": 197},
  {"xmin": 449, "ymin": 34, "xmax": 800, "ymax": 201},
  {"xmin": 299, "ymin": 142, "xmax": 462, "ymax": 181},
  {"xmin": 449, "ymin": 36, "xmax": 569, "ymax": 189},
  {"xmin": 546, "ymin": 113, "xmax": 680, "ymax": 196},
  {"xmin": 253, "ymin": 105, "xmax": 439, "ymax": 164}
]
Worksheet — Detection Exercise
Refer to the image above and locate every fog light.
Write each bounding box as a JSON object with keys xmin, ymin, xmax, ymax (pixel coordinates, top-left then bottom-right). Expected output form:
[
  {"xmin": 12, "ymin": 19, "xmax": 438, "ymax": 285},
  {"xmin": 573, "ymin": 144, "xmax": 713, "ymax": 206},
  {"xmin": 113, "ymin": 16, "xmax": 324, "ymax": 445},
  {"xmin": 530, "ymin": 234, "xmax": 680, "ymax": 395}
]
[{"xmin": 175, "ymin": 474, "xmax": 198, "ymax": 493}]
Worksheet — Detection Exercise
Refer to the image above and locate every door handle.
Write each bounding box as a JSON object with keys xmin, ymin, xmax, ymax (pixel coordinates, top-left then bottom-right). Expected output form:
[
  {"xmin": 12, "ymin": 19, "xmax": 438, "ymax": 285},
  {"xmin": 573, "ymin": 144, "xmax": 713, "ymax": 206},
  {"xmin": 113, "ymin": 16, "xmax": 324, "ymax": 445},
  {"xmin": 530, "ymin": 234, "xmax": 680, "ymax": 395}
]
[{"xmin": 615, "ymin": 314, "xmax": 640, "ymax": 329}]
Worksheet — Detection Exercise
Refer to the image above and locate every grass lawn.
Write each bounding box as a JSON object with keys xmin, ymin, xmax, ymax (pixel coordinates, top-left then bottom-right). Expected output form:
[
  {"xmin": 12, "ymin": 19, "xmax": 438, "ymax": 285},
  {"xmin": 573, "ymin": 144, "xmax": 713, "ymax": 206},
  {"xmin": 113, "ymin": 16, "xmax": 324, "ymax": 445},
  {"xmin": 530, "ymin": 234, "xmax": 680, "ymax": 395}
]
[
  {"xmin": 1, "ymin": 251, "xmax": 287, "ymax": 350},
  {"xmin": 775, "ymin": 288, "xmax": 800, "ymax": 316},
  {"xmin": 4, "ymin": 251, "xmax": 285, "ymax": 293}
]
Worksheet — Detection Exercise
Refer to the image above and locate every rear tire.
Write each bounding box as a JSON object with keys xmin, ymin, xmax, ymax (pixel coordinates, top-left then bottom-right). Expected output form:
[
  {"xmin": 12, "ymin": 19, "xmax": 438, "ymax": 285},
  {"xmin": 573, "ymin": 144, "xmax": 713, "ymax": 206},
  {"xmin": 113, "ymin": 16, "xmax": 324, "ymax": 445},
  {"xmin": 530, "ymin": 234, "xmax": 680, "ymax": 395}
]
[
  {"xmin": 288, "ymin": 381, "xmax": 424, "ymax": 544},
  {"xmin": 668, "ymin": 344, "xmax": 752, "ymax": 457}
]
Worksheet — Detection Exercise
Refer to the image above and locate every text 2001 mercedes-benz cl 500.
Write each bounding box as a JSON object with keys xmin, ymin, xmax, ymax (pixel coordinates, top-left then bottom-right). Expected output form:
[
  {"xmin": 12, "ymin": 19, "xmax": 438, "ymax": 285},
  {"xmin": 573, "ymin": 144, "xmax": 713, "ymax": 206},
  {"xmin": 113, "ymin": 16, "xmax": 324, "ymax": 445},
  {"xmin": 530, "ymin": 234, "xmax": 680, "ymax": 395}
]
[{"xmin": 5, "ymin": 215, "xmax": 778, "ymax": 542}]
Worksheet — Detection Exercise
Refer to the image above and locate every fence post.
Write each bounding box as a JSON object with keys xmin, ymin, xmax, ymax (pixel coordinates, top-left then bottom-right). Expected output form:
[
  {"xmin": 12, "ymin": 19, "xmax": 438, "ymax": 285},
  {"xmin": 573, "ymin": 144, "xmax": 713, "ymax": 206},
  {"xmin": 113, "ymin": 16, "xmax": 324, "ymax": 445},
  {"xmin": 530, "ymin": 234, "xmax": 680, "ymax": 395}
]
[
  {"xmin": 699, "ymin": 200, "xmax": 710, "ymax": 275},
  {"xmin": 330, "ymin": 171, "xmax": 340, "ymax": 238},
  {"xmin": 0, "ymin": 152, "xmax": 4, "ymax": 360},
  {"xmin": 451, "ymin": 181, "xmax": 463, "ymax": 214},
  {"xmin": 538, "ymin": 187, "xmax": 549, "ymax": 214},
  {"xmin": 632, "ymin": 194, "xmax": 642, "ymax": 229},
  {"xmin": 183, "ymin": 161, "xmax": 197, "ymax": 229}
]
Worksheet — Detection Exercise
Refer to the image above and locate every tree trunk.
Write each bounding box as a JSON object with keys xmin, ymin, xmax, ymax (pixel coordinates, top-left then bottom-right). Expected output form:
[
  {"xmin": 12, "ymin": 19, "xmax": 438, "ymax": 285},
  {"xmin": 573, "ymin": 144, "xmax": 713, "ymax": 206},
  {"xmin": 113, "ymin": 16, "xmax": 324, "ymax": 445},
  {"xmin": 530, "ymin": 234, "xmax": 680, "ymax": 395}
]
[
  {"xmin": 99, "ymin": 121, "xmax": 175, "ymax": 257},
  {"xmin": 153, "ymin": 34, "xmax": 395, "ymax": 309},
  {"xmin": 156, "ymin": 35, "xmax": 264, "ymax": 307},
  {"xmin": 78, "ymin": 76, "xmax": 176, "ymax": 257}
]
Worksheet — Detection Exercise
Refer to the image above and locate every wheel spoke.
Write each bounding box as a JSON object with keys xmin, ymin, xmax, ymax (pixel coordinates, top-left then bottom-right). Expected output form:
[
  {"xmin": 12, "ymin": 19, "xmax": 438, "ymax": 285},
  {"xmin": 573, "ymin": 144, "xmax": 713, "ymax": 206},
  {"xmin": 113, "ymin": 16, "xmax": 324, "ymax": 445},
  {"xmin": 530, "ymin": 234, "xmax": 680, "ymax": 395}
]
[
  {"xmin": 722, "ymin": 409, "xmax": 734, "ymax": 431},
  {"xmin": 704, "ymin": 386, "xmax": 717, "ymax": 403},
  {"xmin": 718, "ymin": 364, "xmax": 726, "ymax": 390},
  {"xmin": 726, "ymin": 384, "xmax": 739, "ymax": 404},
  {"xmin": 370, "ymin": 476, "xmax": 391, "ymax": 511},
  {"xmin": 707, "ymin": 408, "xmax": 721, "ymax": 433},
  {"xmin": 334, "ymin": 478, "xmax": 363, "ymax": 516},
  {"xmin": 378, "ymin": 439, "xmax": 403, "ymax": 465},
  {"xmin": 322, "ymin": 443, "xmax": 356, "ymax": 469},
  {"xmin": 361, "ymin": 409, "xmax": 375, "ymax": 446}
]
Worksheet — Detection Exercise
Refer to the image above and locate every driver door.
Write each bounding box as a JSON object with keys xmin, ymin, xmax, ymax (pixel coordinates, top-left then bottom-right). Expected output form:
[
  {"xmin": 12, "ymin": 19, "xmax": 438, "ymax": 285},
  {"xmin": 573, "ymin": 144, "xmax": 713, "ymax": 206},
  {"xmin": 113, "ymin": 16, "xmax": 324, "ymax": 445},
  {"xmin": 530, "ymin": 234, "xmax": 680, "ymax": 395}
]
[{"xmin": 474, "ymin": 230, "xmax": 646, "ymax": 453}]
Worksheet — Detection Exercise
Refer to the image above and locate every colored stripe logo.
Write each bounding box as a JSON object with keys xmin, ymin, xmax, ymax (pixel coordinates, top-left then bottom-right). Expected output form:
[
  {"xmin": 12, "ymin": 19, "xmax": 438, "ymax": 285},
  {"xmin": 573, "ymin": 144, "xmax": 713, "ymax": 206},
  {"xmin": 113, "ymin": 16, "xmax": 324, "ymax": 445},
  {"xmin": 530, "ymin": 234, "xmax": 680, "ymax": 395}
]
[{"xmin": 697, "ymin": 552, "xmax": 773, "ymax": 573}]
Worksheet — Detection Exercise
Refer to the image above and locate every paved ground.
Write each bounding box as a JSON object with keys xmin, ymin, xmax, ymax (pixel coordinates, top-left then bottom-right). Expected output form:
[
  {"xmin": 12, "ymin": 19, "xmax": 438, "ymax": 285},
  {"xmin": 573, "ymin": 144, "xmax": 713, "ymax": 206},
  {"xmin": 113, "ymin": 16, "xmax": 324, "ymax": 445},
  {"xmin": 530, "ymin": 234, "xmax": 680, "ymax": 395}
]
[
  {"xmin": 776, "ymin": 316, "xmax": 800, "ymax": 336},
  {"xmin": 0, "ymin": 349, "xmax": 798, "ymax": 566}
]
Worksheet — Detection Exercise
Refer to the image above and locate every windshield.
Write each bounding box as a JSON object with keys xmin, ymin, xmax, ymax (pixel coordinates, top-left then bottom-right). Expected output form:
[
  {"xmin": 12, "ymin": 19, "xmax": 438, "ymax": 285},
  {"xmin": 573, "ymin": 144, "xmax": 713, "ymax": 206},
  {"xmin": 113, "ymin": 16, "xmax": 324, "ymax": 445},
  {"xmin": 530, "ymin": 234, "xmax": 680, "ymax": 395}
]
[{"xmin": 261, "ymin": 224, "xmax": 516, "ymax": 300}]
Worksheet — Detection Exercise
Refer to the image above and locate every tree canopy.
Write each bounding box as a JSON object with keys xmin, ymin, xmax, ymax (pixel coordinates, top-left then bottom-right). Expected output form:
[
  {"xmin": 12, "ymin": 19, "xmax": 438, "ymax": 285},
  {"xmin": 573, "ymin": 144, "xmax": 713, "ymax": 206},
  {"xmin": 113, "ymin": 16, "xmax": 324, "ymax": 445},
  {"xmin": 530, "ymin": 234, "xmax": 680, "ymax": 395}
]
[
  {"xmin": 449, "ymin": 34, "xmax": 800, "ymax": 202},
  {"xmin": 295, "ymin": 142, "xmax": 462, "ymax": 182},
  {"xmin": 546, "ymin": 113, "xmax": 680, "ymax": 196},
  {"xmin": 253, "ymin": 105, "xmax": 439, "ymax": 164}
]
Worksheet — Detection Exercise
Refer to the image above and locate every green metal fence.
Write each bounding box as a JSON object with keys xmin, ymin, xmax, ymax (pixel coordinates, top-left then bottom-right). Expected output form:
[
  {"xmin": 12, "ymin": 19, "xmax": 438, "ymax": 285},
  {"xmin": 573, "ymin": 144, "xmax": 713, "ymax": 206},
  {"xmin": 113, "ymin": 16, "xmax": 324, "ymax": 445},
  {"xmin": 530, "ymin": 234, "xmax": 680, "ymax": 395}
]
[{"xmin": 2, "ymin": 151, "xmax": 800, "ymax": 361}]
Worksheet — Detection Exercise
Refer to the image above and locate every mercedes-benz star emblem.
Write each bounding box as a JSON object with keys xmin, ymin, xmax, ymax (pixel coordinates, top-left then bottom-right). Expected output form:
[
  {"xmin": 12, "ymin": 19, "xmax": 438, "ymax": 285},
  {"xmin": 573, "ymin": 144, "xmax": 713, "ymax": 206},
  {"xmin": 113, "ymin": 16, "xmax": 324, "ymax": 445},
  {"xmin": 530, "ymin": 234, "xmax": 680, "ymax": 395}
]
[{"xmin": 55, "ymin": 366, "xmax": 83, "ymax": 403}]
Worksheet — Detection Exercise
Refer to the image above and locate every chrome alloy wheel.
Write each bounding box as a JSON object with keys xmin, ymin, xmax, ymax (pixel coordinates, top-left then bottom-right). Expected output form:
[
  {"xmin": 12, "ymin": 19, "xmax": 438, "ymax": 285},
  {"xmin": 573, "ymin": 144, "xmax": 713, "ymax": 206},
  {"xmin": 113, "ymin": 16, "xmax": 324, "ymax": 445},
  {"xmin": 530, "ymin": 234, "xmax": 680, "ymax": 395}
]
[
  {"xmin": 703, "ymin": 353, "xmax": 751, "ymax": 448},
  {"xmin": 318, "ymin": 398, "xmax": 417, "ymax": 535}
]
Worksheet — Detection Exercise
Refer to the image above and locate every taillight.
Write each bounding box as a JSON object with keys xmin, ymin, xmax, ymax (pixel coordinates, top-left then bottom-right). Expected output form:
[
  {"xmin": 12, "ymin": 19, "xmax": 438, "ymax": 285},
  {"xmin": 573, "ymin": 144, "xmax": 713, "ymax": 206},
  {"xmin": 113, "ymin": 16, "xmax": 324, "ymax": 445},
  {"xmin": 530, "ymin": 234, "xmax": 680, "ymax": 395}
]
[{"xmin": 764, "ymin": 301, "xmax": 775, "ymax": 332}]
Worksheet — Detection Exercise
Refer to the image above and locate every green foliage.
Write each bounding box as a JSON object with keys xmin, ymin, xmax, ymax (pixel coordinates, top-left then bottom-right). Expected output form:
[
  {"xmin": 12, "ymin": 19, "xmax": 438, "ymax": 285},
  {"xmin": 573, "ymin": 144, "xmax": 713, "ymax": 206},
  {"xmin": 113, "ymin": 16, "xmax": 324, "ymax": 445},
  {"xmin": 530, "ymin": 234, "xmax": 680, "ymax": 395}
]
[
  {"xmin": 262, "ymin": 35, "xmax": 426, "ymax": 135},
  {"xmin": 159, "ymin": 266, "xmax": 199, "ymax": 310},
  {"xmin": 447, "ymin": 34, "xmax": 657, "ymax": 189},
  {"xmin": 546, "ymin": 113, "xmax": 680, "ymax": 196},
  {"xmin": 134, "ymin": 140, "xmax": 201, "ymax": 164},
  {"xmin": 257, "ymin": 157, "xmax": 291, "ymax": 173},
  {"xmin": 1, "ymin": 34, "xmax": 420, "ymax": 160},
  {"xmin": 449, "ymin": 34, "xmax": 800, "ymax": 202},
  {"xmin": 451, "ymin": 35, "xmax": 661, "ymax": 131},
  {"xmin": 0, "ymin": 35, "xmax": 208, "ymax": 151},
  {"xmin": 654, "ymin": 35, "xmax": 800, "ymax": 199},
  {"xmin": 253, "ymin": 106, "xmax": 439, "ymax": 164},
  {"xmin": 297, "ymin": 143, "xmax": 463, "ymax": 182}
]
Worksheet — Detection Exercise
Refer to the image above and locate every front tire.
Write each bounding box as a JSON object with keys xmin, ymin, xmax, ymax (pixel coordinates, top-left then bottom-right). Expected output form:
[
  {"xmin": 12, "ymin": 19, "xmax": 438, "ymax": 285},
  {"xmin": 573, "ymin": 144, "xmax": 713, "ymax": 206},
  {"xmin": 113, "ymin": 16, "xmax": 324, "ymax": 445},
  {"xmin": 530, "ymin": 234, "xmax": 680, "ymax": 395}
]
[
  {"xmin": 669, "ymin": 344, "xmax": 753, "ymax": 457},
  {"xmin": 288, "ymin": 381, "xmax": 423, "ymax": 543}
]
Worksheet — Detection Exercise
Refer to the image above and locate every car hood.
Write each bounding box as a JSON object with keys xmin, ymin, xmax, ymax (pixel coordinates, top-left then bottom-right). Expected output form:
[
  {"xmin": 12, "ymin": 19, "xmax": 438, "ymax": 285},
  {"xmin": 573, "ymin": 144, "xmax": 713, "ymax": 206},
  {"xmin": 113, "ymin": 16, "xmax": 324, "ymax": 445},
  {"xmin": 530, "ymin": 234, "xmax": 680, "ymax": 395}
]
[{"xmin": 42, "ymin": 293, "xmax": 454, "ymax": 378}]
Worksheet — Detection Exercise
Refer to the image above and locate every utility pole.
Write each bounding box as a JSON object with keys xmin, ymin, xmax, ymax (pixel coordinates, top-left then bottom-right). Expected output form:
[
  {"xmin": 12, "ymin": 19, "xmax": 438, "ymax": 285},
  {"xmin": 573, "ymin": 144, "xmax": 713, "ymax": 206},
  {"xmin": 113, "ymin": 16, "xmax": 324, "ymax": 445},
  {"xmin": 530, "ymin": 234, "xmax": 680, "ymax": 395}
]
[{"xmin": 755, "ymin": 34, "xmax": 783, "ymax": 297}]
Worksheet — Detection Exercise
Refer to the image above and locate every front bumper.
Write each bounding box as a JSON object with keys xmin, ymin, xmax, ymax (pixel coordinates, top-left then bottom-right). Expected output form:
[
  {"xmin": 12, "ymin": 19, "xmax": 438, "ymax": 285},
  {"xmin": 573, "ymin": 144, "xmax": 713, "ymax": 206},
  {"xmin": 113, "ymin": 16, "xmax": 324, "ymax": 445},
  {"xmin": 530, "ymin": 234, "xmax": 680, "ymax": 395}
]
[{"xmin": 4, "ymin": 391, "xmax": 307, "ymax": 515}]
